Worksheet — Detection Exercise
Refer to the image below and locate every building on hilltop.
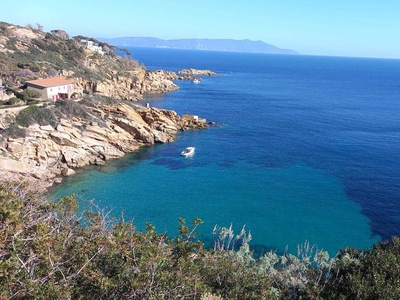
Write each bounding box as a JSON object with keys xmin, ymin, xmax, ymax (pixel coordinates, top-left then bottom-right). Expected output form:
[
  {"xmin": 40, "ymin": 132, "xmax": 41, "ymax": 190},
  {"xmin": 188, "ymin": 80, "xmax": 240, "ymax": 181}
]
[
  {"xmin": 25, "ymin": 77, "xmax": 76, "ymax": 101},
  {"xmin": 80, "ymin": 39, "xmax": 104, "ymax": 54}
]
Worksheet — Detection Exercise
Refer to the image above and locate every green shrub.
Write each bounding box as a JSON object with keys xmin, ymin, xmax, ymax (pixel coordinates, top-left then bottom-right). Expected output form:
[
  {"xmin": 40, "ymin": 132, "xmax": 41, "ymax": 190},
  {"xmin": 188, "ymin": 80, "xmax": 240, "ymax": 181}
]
[
  {"xmin": 2, "ymin": 179, "xmax": 400, "ymax": 299},
  {"xmin": 0, "ymin": 181, "xmax": 273, "ymax": 299},
  {"xmin": 16, "ymin": 105, "xmax": 57, "ymax": 127},
  {"xmin": 17, "ymin": 62, "xmax": 40, "ymax": 72},
  {"xmin": 5, "ymin": 37, "xmax": 17, "ymax": 50},
  {"xmin": 0, "ymin": 22, "xmax": 12, "ymax": 37},
  {"xmin": 7, "ymin": 97, "xmax": 21, "ymax": 105},
  {"xmin": 23, "ymin": 88, "xmax": 42, "ymax": 100},
  {"xmin": 0, "ymin": 123, "xmax": 26, "ymax": 139},
  {"xmin": 27, "ymin": 99, "xmax": 40, "ymax": 105},
  {"xmin": 55, "ymin": 99, "xmax": 91, "ymax": 119},
  {"xmin": 319, "ymin": 238, "xmax": 400, "ymax": 299}
]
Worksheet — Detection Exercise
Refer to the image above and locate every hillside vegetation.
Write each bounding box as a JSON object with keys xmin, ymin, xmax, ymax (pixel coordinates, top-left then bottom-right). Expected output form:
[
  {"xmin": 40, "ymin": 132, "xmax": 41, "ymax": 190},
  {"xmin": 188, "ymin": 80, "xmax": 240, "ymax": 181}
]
[
  {"xmin": 0, "ymin": 22, "xmax": 178, "ymax": 101},
  {"xmin": 1, "ymin": 180, "xmax": 400, "ymax": 299},
  {"xmin": 0, "ymin": 22, "xmax": 138, "ymax": 83}
]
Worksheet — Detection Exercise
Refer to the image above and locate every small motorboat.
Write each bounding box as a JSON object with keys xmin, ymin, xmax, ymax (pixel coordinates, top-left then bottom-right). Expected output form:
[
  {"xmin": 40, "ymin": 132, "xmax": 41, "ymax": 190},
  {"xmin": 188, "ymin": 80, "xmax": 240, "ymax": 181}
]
[
  {"xmin": 192, "ymin": 78, "xmax": 201, "ymax": 84},
  {"xmin": 180, "ymin": 147, "xmax": 195, "ymax": 157}
]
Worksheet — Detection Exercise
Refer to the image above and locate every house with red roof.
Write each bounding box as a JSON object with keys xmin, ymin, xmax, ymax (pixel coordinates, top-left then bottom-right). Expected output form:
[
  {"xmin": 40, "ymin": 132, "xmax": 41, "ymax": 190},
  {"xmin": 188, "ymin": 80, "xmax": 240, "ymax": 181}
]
[{"xmin": 25, "ymin": 77, "xmax": 75, "ymax": 101}]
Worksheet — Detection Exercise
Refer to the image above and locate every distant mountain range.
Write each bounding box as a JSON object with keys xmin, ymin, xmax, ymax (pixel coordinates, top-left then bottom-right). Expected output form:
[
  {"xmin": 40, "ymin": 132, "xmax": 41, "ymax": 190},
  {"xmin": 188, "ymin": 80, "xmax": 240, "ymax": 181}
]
[{"xmin": 99, "ymin": 37, "xmax": 298, "ymax": 55}]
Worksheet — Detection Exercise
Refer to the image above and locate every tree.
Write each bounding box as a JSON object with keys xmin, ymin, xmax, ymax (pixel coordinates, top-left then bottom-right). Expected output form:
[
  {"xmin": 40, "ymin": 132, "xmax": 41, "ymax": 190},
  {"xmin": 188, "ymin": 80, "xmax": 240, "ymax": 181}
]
[
  {"xmin": 23, "ymin": 88, "xmax": 41, "ymax": 101},
  {"xmin": 25, "ymin": 23, "xmax": 43, "ymax": 31},
  {"xmin": 35, "ymin": 23, "xmax": 44, "ymax": 31}
]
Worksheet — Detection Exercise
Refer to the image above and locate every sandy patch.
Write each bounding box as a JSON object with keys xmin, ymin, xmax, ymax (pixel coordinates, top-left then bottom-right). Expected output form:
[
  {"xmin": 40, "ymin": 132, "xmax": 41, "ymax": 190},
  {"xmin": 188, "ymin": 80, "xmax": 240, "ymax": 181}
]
[{"xmin": 12, "ymin": 27, "xmax": 39, "ymax": 40}]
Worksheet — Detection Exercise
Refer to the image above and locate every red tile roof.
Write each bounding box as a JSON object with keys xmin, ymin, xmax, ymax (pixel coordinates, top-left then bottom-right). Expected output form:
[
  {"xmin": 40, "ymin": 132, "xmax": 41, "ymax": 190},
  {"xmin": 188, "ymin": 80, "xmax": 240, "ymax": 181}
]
[{"xmin": 26, "ymin": 77, "xmax": 74, "ymax": 88}]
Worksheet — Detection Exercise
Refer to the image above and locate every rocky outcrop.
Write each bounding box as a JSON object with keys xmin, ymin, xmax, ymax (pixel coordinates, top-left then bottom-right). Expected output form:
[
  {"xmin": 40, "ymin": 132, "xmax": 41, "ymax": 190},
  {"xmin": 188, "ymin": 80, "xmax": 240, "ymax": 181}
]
[
  {"xmin": 175, "ymin": 68, "xmax": 217, "ymax": 82},
  {"xmin": 0, "ymin": 103, "xmax": 208, "ymax": 191},
  {"xmin": 73, "ymin": 68, "xmax": 179, "ymax": 101},
  {"xmin": 137, "ymin": 70, "xmax": 179, "ymax": 95},
  {"xmin": 177, "ymin": 68, "xmax": 217, "ymax": 76},
  {"xmin": 72, "ymin": 68, "xmax": 215, "ymax": 101}
]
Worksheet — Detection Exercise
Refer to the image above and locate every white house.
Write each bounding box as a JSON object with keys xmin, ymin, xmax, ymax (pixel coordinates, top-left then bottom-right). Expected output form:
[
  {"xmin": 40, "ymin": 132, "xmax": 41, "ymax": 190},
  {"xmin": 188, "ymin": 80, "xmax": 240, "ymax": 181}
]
[
  {"xmin": 81, "ymin": 39, "xmax": 104, "ymax": 54},
  {"xmin": 25, "ymin": 77, "xmax": 75, "ymax": 101}
]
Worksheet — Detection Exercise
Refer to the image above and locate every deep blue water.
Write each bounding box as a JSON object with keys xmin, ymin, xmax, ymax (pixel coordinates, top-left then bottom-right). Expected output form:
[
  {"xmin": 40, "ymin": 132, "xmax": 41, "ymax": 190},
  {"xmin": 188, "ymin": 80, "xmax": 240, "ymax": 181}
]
[{"xmin": 51, "ymin": 48, "xmax": 400, "ymax": 256}]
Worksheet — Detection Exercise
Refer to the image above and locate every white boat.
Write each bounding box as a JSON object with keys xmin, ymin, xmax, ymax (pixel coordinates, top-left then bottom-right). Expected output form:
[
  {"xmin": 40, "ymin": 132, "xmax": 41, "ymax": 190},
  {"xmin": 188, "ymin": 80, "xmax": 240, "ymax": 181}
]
[
  {"xmin": 180, "ymin": 147, "xmax": 195, "ymax": 156},
  {"xmin": 192, "ymin": 78, "xmax": 201, "ymax": 84}
]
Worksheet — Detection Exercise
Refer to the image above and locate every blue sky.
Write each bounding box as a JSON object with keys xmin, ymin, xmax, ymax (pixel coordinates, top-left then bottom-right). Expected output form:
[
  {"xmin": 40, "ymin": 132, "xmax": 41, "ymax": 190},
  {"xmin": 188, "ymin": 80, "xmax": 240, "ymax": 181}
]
[{"xmin": 1, "ymin": 0, "xmax": 399, "ymax": 58}]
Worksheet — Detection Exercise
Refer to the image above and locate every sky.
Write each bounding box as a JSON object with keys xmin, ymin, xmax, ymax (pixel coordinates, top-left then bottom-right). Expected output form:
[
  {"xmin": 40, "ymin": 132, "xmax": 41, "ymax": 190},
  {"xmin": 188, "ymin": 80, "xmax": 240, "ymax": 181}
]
[{"xmin": 1, "ymin": 0, "xmax": 400, "ymax": 59}]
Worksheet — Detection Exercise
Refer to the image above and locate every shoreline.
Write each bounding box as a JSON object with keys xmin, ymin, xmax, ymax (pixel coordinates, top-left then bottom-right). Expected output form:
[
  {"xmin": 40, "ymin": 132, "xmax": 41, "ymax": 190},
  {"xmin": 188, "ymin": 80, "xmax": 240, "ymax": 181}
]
[
  {"xmin": 45, "ymin": 146, "xmax": 149, "ymax": 195},
  {"xmin": 0, "ymin": 102, "xmax": 210, "ymax": 192},
  {"xmin": 1, "ymin": 66, "xmax": 218, "ymax": 192}
]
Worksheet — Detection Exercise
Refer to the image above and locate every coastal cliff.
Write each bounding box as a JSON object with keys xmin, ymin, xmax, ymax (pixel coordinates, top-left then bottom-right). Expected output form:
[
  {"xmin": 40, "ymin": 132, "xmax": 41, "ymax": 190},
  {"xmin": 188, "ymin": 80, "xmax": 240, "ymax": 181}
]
[
  {"xmin": 0, "ymin": 22, "xmax": 214, "ymax": 190},
  {"xmin": 0, "ymin": 100, "xmax": 208, "ymax": 191},
  {"xmin": 72, "ymin": 69, "xmax": 179, "ymax": 100}
]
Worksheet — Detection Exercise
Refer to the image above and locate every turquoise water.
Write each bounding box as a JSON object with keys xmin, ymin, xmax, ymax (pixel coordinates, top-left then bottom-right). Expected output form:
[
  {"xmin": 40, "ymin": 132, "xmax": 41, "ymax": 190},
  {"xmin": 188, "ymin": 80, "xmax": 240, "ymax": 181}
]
[
  {"xmin": 52, "ymin": 50, "xmax": 400, "ymax": 256},
  {"xmin": 52, "ymin": 150, "xmax": 376, "ymax": 255}
]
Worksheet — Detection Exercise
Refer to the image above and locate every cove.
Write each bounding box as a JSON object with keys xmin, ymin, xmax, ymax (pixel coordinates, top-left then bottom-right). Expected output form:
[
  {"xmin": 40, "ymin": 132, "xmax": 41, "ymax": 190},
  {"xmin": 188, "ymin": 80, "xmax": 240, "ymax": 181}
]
[{"xmin": 51, "ymin": 139, "xmax": 379, "ymax": 256}]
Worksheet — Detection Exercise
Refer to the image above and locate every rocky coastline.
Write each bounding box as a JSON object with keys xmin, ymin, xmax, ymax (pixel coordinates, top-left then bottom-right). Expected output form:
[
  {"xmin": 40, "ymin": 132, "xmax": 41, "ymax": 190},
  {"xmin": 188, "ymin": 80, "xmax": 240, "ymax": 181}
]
[
  {"xmin": 0, "ymin": 102, "xmax": 209, "ymax": 191},
  {"xmin": 69, "ymin": 68, "xmax": 217, "ymax": 100},
  {"xmin": 0, "ymin": 22, "xmax": 218, "ymax": 191},
  {"xmin": 71, "ymin": 69, "xmax": 180, "ymax": 101},
  {"xmin": 0, "ymin": 61, "xmax": 216, "ymax": 192}
]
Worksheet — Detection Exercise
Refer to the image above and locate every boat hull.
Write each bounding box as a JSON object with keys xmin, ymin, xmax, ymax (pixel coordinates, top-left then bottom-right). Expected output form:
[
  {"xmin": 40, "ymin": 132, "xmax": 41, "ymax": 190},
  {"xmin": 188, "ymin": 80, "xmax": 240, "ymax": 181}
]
[{"xmin": 180, "ymin": 147, "xmax": 195, "ymax": 156}]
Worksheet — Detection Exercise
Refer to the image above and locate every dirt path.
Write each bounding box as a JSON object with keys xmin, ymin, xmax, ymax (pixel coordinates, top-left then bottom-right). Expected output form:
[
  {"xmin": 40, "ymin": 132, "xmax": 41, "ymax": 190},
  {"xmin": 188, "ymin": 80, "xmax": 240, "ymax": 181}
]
[{"xmin": 0, "ymin": 105, "xmax": 29, "ymax": 115}]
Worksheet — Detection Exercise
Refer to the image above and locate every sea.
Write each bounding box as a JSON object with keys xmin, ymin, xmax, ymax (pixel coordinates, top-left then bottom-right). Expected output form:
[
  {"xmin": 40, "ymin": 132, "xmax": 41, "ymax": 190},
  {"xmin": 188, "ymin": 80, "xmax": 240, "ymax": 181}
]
[{"xmin": 51, "ymin": 48, "xmax": 400, "ymax": 257}]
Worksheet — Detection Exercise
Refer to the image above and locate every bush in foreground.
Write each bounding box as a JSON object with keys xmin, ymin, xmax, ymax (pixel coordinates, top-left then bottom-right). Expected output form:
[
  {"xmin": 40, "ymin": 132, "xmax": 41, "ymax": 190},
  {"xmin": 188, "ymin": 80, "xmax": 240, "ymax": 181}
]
[
  {"xmin": 0, "ymin": 180, "xmax": 400, "ymax": 299},
  {"xmin": 0, "ymin": 180, "xmax": 273, "ymax": 299}
]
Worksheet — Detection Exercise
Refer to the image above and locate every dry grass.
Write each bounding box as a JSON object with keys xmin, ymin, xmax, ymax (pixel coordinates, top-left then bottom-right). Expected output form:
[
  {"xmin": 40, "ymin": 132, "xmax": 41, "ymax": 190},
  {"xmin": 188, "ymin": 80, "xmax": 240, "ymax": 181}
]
[{"xmin": 200, "ymin": 292, "xmax": 223, "ymax": 300}]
